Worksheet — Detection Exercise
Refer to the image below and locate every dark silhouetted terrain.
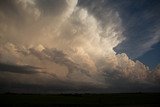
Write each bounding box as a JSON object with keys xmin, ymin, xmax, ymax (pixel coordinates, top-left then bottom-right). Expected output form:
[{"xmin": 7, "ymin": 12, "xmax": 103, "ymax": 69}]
[{"xmin": 0, "ymin": 93, "xmax": 160, "ymax": 107}]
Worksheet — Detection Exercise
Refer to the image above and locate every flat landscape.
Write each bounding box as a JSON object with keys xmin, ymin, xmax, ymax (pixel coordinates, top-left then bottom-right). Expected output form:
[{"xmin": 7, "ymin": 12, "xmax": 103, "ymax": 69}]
[{"xmin": 0, "ymin": 93, "xmax": 160, "ymax": 107}]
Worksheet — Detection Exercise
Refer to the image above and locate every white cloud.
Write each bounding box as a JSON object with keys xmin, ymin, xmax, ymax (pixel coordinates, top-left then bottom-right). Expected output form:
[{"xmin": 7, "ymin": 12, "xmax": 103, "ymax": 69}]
[{"xmin": 0, "ymin": 0, "xmax": 159, "ymax": 92}]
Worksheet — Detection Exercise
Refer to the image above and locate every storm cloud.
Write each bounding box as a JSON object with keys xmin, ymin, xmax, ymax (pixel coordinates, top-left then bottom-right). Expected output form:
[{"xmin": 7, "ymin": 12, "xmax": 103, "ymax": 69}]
[{"xmin": 0, "ymin": 0, "xmax": 160, "ymax": 93}]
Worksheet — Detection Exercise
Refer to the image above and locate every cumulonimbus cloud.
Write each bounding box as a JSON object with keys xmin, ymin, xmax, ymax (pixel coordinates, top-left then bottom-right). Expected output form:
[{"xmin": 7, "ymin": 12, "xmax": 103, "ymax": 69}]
[{"xmin": 0, "ymin": 0, "xmax": 159, "ymax": 93}]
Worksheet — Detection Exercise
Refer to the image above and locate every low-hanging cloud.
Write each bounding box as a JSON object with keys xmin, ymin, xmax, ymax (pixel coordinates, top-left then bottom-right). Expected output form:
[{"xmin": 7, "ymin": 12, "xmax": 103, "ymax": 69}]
[
  {"xmin": 0, "ymin": 62, "xmax": 41, "ymax": 74},
  {"xmin": 0, "ymin": 0, "xmax": 160, "ymax": 93}
]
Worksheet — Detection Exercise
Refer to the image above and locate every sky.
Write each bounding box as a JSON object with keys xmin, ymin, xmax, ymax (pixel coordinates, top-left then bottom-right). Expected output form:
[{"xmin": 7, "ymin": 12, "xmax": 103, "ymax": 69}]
[{"xmin": 0, "ymin": 0, "xmax": 160, "ymax": 93}]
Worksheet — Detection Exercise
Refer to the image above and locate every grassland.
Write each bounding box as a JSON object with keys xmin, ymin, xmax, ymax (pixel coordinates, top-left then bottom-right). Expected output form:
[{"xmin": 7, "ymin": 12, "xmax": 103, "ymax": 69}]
[{"xmin": 0, "ymin": 93, "xmax": 160, "ymax": 107}]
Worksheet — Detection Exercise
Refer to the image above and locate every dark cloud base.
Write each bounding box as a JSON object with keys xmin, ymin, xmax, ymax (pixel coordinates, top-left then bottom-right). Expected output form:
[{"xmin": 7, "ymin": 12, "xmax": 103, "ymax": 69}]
[
  {"xmin": 0, "ymin": 82, "xmax": 160, "ymax": 94},
  {"xmin": 0, "ymin": 63, "xmax": 41, "ymax": 74}
]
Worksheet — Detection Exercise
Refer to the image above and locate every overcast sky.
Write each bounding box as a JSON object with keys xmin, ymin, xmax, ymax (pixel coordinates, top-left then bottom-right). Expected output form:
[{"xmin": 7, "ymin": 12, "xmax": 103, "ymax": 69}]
[{"xmin": 0, "ymin": 0, "xmax": 160, "ymax": 93}]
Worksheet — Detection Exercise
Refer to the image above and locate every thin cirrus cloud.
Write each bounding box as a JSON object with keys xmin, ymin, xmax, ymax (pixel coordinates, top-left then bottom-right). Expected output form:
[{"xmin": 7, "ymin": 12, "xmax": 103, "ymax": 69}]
[
  {"xmin": 110, "ymin": 0, "xmax": 160, "ymax": 58},
  {"xmin": 0, "ymin": 0, "xmax": 160, "ymax": 93}
]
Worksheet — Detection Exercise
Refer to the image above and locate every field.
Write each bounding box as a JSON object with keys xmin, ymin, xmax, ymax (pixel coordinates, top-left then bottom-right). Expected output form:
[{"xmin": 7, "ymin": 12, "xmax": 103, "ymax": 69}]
[{"xmin": 0, "ymin": 93, "xmax": 160, "ymax": 107}]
